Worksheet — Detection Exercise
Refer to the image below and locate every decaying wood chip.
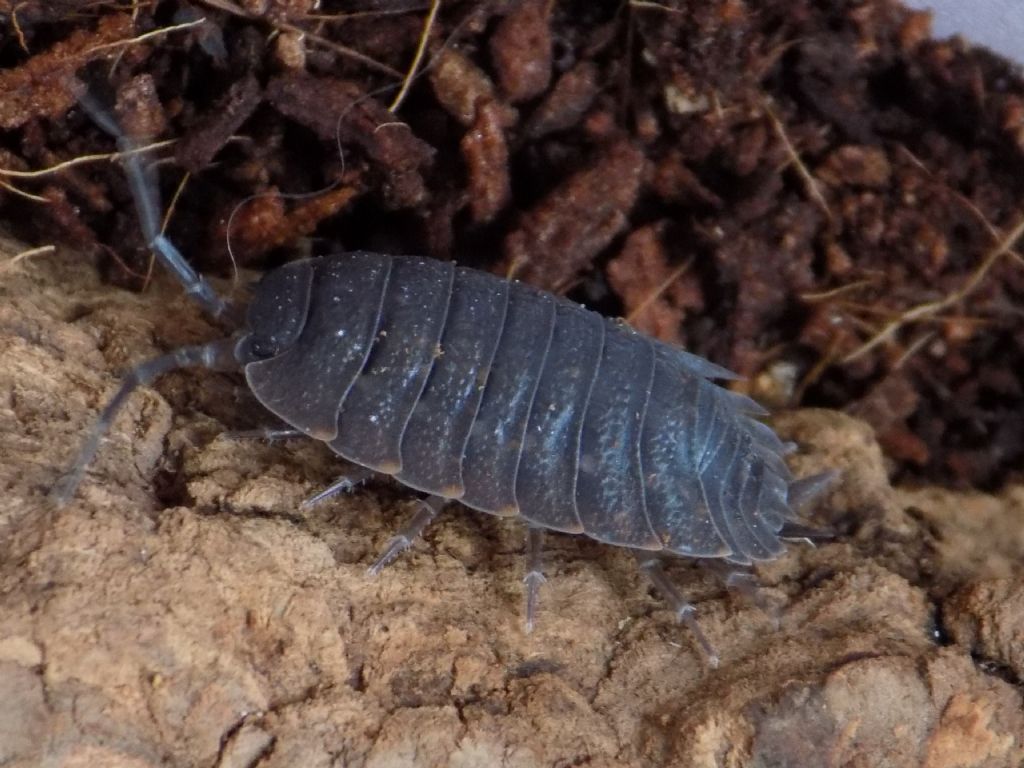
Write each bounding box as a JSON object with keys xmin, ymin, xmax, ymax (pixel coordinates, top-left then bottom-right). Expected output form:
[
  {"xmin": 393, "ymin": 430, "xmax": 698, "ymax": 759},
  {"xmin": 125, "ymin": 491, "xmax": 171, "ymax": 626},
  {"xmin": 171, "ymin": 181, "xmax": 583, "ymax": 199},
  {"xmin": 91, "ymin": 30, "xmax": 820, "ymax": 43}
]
[
  {"xmin": 489, "ymin": 0, "xmax": 553, "ymax": 103},
  {"xmin": 499, "ymin": 140, "xmax": 645, "ymax": 292},
  {"xmin": 0, "ymin": 14, "xmax": 133, "ymax": 130},
  {"xmin": 607, "ymin": 222, "xmax": 703, "ymax": 345},
  {"xmin": 176, "ymin": 75, "xmax": 263, "ymax": 172},
  {"xmin": 429, "ymin": 47, "xmax": 516, "ymax": 128},
  {"xmin": 115, "ymin": 74, "xmax": 167, "ymax": 140},
  {"xmin": 221, "ymin": 185, "xmax": 361, "ymax": 260},
  {"xmin": 461, "ymin": 101, "xmax": 511, "ymax": 224},
  {"xmin": 266, "ymin": 72, "xmax": 434, "ymax": 207},
  {"xmin": 524, "ymin": 62, "xmax": 600, "ymax": 139}
]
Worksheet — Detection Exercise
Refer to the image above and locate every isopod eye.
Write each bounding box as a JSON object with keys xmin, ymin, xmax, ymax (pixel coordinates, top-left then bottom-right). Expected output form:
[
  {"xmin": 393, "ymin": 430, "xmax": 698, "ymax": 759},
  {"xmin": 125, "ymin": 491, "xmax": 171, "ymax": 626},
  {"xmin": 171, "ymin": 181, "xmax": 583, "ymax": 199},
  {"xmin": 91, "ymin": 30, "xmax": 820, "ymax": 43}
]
[{"xmin": 239, "ymin": 259, "xmax": 314, "ymax": 360}]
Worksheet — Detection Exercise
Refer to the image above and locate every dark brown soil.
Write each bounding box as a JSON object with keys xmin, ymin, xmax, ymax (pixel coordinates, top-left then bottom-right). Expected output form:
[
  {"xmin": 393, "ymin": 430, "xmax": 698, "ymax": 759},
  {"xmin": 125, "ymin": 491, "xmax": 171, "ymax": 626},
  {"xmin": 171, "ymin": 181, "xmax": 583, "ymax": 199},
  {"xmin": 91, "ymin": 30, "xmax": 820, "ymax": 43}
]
[{"xmin": 1, "ymin": 0, "xmax": 1023, "ymax": 490}]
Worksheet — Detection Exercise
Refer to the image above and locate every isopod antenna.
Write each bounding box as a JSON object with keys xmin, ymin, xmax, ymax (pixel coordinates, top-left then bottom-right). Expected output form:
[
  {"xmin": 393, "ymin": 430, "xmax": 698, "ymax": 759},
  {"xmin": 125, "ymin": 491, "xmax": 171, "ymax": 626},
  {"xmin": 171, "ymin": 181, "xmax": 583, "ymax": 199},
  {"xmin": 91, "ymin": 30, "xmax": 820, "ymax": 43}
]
[
  {"xmin": 76, "ymin": 89, "xmax": 238, "ymax": 323},
  {"xmin": 53, "ymin": 91, "xmax": 245, "ymax": 503},
  {"xmin": 51, "ymin": 338, "xmax": 239, "ymax": 504}
]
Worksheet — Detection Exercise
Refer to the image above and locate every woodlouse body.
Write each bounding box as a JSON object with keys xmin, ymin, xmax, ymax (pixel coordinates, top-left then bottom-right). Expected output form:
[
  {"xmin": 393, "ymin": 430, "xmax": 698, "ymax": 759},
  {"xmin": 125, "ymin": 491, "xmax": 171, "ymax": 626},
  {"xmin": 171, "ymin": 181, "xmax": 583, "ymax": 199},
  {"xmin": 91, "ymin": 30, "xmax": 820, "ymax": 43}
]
[
  {"xmin": 57, "ymin": 95, "xmax": 834, "ymax": 653},
  {"xmin": 238, "ymin": 251, "xmax": 798, "ymax": 565}
]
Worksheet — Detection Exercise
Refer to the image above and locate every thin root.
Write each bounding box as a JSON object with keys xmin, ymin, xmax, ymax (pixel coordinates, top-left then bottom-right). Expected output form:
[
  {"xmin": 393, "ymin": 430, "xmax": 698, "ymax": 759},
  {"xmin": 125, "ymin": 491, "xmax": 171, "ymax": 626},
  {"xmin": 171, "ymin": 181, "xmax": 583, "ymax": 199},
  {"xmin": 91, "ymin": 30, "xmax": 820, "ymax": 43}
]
[
  {"xmin": 389, "ymin": 0, "xmax": 441, "ymax": 113},
  {"xmin": 82, "ymin": 17, "xmax": 207, "ymax": 56},
  {"xmin": 764, "ymin": 99, "xmax": 833, "ymax": 222},
  {"xmin": 0, "ymin": 178, "xmax": 49, "ymax": 203},
  {"xmin": 628, "ymin": 0, "xmax": 686, "ymax": 13},
  {"xmin": 193, "ymin": 0, "xmax": 403, "ymax": 77},
  {"xmin": 842, "ymin": 214, "xmax": 1024, "ymax": 364},
  {"xmin": 142, "ymin": 169, "xmax": 192, "ymax": 291},
  {"xmin": 625, "ymin": 258, "xmax": 693, "ymax": 326},
  {"xmin": 1, "ymin": 244, "xmax": 56, "ymax": 273},
  {"xmin": 0, "ymin": 139, "xmax": 176, "ymax": 180}
]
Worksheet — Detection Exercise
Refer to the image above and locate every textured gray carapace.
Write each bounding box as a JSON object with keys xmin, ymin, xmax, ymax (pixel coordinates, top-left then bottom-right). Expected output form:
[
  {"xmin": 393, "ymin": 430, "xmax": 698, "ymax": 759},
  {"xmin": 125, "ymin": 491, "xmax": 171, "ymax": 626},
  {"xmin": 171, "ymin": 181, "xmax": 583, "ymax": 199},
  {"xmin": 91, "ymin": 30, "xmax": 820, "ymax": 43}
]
[{"xmin": 240, "ymin": 252, "xmax": 811, "ymax": 565}]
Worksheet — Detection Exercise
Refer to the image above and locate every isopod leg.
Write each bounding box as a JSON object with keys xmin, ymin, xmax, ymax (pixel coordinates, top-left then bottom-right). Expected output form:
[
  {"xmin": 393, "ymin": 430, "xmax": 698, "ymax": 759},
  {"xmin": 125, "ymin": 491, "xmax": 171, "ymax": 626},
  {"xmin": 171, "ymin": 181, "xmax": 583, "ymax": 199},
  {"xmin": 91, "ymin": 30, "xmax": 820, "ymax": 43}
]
[
  {"xmin": 778, "ymin": 522, "xmax": 834, "ymax": 546},
  {"xmin": 787, "ymin": 470, "xmax": 840, "ymax": 512},
  {"xmin": 633, "ymin": 552, "xmax": 720, "ymax": 668},
  {"xmin": 51, "ymin": 338, "xmax": 239, "ymax": 504},
  {"xmin": 302, "ymin": 467, "xmax": 376, "ymax": 508},
  {"xmin": 77, "ymin": 91, "xmax": 234, "ymax": 321},
  {"xmin": 224, "ymin": 426, "xmax": 308, "ymax": 442},
  {"xmin": 721, "ymin": 569, "xmax": 782, "ymax": 630},
  {"xmin": 523, "ymin": 526, "xmax": 546, "ymax": 633},
  {"xmin": 367, "ymin": 495, "xmax": 447, "ymax": 576}
]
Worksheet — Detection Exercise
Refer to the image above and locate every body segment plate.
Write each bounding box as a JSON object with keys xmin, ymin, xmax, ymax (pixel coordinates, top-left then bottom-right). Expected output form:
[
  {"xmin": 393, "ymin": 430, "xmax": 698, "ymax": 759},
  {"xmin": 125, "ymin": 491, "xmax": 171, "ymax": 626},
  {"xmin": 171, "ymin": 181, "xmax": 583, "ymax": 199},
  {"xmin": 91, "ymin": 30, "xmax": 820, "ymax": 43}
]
[
  {"xmin": 460, "ymin": 283, "xmax": 556, "ymax": 516},
  {"xmin": 331, "ymin": 257, "xmax": 455, "ymax": 472},
  {"xmin": 515, "ymin": 301, "xmax": 604, "ymax": 533},
  {"xmin": 575, "ymin": 323, "xmax": 660, "ymax": 549},
  {"xmin": 396, "ymin": 267, "xmax": 510, "ymax": 496},
  {"xmin": 245, "ymin": 253, "xmax": 391, "ymax": 440}
]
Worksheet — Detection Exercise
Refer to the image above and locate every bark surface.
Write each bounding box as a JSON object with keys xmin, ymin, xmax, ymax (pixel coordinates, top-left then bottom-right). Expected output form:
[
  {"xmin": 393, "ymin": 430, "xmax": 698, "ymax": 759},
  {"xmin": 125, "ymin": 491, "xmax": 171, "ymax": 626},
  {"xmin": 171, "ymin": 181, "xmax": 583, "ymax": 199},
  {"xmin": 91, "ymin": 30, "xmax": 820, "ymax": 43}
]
[{"xmin": 1, "ymin": 238, "xmax": 1022, "ymax": 767}]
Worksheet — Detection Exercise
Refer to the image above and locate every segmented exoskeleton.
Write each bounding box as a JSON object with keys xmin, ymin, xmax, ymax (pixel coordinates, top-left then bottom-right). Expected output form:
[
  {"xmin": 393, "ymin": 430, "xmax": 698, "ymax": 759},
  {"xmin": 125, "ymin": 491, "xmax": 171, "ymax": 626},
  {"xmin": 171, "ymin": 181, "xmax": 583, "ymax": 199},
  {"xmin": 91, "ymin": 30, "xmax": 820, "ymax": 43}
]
[
  {"xmin": 240, "ymin": 252, "xmax": 798, "ymax": 563},
  {"xmin": 55, "ymin": 95, "xmax": 834, "ymax": 665}
]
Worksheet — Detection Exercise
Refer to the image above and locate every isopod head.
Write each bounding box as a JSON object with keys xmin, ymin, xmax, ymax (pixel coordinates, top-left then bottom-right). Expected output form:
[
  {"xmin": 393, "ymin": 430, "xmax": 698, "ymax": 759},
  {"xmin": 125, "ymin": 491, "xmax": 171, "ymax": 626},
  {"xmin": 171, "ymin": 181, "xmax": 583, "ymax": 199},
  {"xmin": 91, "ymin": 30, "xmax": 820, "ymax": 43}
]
[{"xmin": 236, "ymin": 259, "xmax": 314, "ymax": 362}]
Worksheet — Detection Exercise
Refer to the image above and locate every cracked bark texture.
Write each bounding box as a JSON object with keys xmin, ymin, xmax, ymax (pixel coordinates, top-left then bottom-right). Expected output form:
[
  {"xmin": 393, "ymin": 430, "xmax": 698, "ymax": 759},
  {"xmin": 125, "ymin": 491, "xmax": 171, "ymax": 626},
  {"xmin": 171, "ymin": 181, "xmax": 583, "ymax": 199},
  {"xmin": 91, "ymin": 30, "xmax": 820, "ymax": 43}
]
[{"xmin": 1, "ymin": 237, "xmax": 1023, "ymax": 768}]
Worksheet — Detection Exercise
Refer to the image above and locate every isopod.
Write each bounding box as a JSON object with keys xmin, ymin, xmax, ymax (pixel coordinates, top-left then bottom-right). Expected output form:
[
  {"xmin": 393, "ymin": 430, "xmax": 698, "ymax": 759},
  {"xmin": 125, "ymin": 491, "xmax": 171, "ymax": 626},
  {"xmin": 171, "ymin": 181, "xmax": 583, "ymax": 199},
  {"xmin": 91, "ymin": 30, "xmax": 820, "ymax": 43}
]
[{"xmin": 55, "ymin": 96, "xmax": 834, "ymax": 665}]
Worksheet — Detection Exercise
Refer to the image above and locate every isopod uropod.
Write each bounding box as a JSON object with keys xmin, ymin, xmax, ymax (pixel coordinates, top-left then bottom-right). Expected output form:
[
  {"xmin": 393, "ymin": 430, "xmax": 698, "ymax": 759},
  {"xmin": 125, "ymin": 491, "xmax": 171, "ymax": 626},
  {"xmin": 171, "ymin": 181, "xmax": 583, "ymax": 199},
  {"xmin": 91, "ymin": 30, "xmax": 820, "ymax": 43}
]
[{"xmin": 55, "ymin": 96, "xmax": 834, "ymax": 665}]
